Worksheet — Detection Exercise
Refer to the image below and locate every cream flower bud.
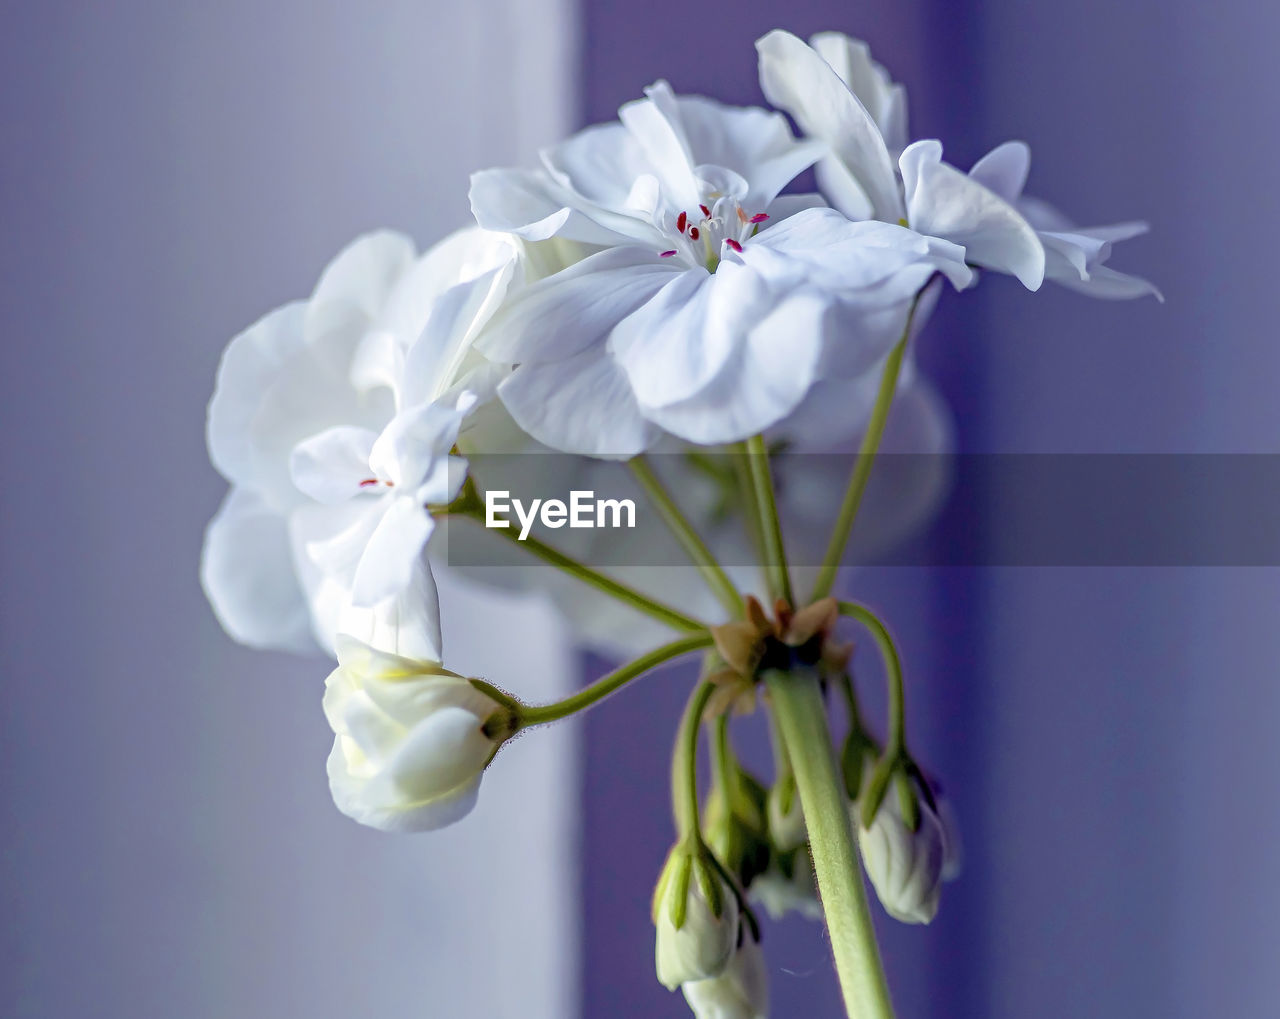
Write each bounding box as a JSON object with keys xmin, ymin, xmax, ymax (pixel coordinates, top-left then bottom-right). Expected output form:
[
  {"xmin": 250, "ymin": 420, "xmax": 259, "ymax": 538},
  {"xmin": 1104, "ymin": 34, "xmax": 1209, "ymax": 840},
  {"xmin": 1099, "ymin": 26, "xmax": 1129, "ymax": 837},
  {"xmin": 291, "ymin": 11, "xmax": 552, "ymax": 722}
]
[
  {"xmin": 766, "ymin": 774, "xmax": 807, "ymax": 852},
  {"xmin": 682, "ymin": 927, "xmax": 769, "ymax": 1019},
  {"xmin": 323, "ymin": 636, "xmax": 507, "ymax": 833},
  {"xmin": 653, "ymin": 845, "xmax": 740, "ymax": 990},
  {"xmin": 855, "ymin": 774, "xmax": 946, "ymax": 924}
]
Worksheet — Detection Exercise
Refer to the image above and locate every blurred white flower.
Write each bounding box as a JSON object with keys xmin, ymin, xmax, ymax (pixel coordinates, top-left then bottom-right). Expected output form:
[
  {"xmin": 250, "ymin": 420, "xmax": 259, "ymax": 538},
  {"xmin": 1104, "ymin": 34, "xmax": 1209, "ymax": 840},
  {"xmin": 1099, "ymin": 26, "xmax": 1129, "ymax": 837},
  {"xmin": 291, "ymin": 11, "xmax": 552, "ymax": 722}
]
[
  {"xmin": 323, "ymin": 636, "xmax": 505, "ymax": 832},
  {"xmin": 748, "ymin": 849, "xmax": 822, "ymax": 922},
  {"xmin": 856, "ymin": 775, "xmax": 947, "ymax": 924},
  {"xmin": 201, "ymin": 228, "xmax": 519, "ymax": 658},
  {"xmin": 471, "ymin": 81, "xmax": 969, "ymax": 456},
  {"xmin": 654, "ymin": 846, "xmax": 740, "ymax": 990},
  {"xmin": 681, "ymin": 928, "xmax": 769, "ymax": 1019}
]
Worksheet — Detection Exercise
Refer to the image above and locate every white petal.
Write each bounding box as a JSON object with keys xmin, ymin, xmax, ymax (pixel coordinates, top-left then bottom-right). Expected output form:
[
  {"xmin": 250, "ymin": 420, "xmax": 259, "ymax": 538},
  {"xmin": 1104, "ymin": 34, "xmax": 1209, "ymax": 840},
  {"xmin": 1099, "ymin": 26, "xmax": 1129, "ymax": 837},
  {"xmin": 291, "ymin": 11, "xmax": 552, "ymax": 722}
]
[
  {"xmin": 306, "ymin": 231, "xmax": 416, "ymax": 339},
  {"xmin": 298, "ymin": 497, "xmax": 386, "ymax": 587},
  {"xmin": 327, "ymin": 740, "xmax": 482, "ymax": 833},
  {"xmin": 469, "ymin": 166, "xmax": 651, "ymax": 247},
  {"xmin": 497, "ymin": 347, "xmax": 659, "ymax": 458},
  {"xmin": 968, "ymin": 140, "xmax": 1031, "ymax": 204},
  {"xmin": 288, "ymin": 426, "xmax": 379, "ymax": 504},
  {"xmin": 542, "ymin": 120, "xmax": 654, "ymax": 211},
  {"xmin": 337, "ymin": 566, "xmax": 445, "ymax": 663},
  {"xmin": 900, "ymin": 140, "xmax": 1045, "ymax": 290},
  {"xmin": 200, "ymin": 488, "xmax": 316, "ymax": 654},
  {"xmin": 642, "ymin": 288, "xmax": 826, "ymax": 445},
  {"xmin": 810, "ymin": 32, "xmax": 908, "ymax": 153},
  {"xmin": 206, "ymin": 302, "xmax": 307, "ymax": 489},
  {"xmin": 368, "ymin": 402, "xmax": 466, "ymax": 490},
  {"xmin": 351, "ymin": 497, "xmax": 436, "ymax": 606},
  {"xmin": 610, "ymin": 270, "xmax": 740, "ymax": 410},
  {"xmin": 399, "ymin": 265, "xmax": 514, "ymax": 409},
  {"xmin": 756, "ymin": 29, "xmax": 904, "ymax": 222},
  {"xmin": 476, "ymin": 245, "xmax": 683, "ymax": 363}
]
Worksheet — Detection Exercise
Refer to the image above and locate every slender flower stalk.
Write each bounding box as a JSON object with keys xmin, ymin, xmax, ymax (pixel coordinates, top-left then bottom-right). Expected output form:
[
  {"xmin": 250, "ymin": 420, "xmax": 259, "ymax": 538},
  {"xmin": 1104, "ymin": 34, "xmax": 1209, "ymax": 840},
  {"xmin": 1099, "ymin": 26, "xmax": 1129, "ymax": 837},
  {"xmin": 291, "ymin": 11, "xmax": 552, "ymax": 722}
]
[
  {"xmin": 744, "ymin": 435, "xmax": 792, "ymax": 605},
  {"xmin": 457, "ymin": 507, "xmax": 707, "ymax": 633},
  {"xmin": 810, "ymin": 295, "xmax": 921, "ymax": 601},
  {"xmin": 673, "ymin": 681, "xmax": 718, "ymax": 838},
  {"xmin": 630, "ymin": 456, "xmax": 744, "ymax": 618},
  {"xmin": 509, "ymin": 632, "xmax": 715, "ymax": 729},
  {"xmin": 837, "ymin": 601, "xmax": 906, "ymax": 755},
  {"xmin": 764, "ymin": 666, "xmax": 896, "ymax": 1019}
]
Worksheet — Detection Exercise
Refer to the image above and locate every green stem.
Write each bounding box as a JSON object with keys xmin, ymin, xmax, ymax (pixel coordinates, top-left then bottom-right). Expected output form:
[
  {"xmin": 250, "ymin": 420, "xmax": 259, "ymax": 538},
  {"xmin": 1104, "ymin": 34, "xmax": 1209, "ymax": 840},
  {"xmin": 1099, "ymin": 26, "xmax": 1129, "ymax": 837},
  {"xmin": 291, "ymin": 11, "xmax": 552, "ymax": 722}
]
[
  {"xmin": 810, "ymin": 298, "xmax": 921, "ymax": 602},
  {"xmin": 765, "ymin": 667, "xmax": 896, "ymax": 1019},
  {"xmin": 516, "ymin": 632, "xmax": 713, "ymax": 728},
  {"xmin": 672, "ymin": 681, "xmax": 716, "ymax": 840},
  {"xmin": 837, "ymin": 602, "xmax": 907, "ymax": 756},
  {"xmin": 458, "ymin": 508, "xmax": 706, "ymax": 633},
  {"xmin": 630, "ymin": 456, "xmax": 744, "ymax": 618},
  {"xmin": 744, "ymin": 435, "xmax": 792, "ymax": 606}
]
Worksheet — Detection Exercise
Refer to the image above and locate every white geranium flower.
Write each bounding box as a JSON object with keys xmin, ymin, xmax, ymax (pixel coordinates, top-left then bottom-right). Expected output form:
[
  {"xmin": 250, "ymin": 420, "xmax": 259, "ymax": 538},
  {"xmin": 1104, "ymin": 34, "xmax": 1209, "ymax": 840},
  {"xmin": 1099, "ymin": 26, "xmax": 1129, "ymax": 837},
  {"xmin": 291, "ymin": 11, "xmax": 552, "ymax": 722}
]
[
  {"xmin": 682, "ymin": 929, "xmax": 769, "ymax": 1019},
  {"xmin": 856, "ymin": 777, "xmax": 947, "ymax": 925},
  {"xmin": 967, "ymin": 143, "xmax": 1163, "ymax": 299},
  {"xmin": 470, "ymin": 81, "xmax": 970, "ymax": 456},
  {"xmin": 654, "ymin": 845, "xmax": 740, "ymax": 990},
  {"xmin": 759, "ymin": 30, "xmax": 1156, "ymax": 298},
  {"xmin": 201, "ymin": 228, "xmax": 520, "ymax": 658},
  {"xmin": 323, "ymin": 636, "xmax": 506, "ymax": 832},
  {"xmin": 758, "ymin": 29, "xmax": 1044, "ymax": 289}
]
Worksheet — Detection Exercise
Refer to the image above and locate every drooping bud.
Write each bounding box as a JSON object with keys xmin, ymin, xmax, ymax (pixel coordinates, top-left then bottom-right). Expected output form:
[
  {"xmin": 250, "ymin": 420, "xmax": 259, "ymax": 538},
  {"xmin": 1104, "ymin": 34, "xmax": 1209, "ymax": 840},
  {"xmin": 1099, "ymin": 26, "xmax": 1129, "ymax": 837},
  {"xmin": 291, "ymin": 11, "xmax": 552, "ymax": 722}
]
[
  {"xmin": 681, "ymin": 923, "xmax": 770, "ymax": 1019},
  {"xmin": 704, "ymin": 780, "xmax": 772, "ymax": 892},
  {"xmin": 766, "ymin": 773, "xmax": 807, "ymax": 852},
  {"xmin": 749, "ymin": 846, "xmax": 822, "ymax": 922},
  {"xmin": 654, "ymin": 843, "xmax": 740, "ymax": 990},
  {"xmin": 855, "ymin": 769, "xmax": 946, "ymax": 924}
]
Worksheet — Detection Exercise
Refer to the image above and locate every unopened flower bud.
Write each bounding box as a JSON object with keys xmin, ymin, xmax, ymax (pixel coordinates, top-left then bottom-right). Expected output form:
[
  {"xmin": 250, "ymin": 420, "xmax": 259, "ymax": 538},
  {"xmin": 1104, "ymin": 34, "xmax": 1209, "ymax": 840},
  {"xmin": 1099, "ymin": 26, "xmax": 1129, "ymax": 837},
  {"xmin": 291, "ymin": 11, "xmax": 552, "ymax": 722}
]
[
  {"xmin": 681, "ymin": 924, "xmax": 769, "ymax": 1019},
  {"xmin": 766, "ymin": 773, "xmax": 806, "ymax": 852},
  {"xmin": 856, "ymin": 771, "xmax": 946, "ymax": 924},
  {"xmin": 704, "ymin": 786, "xmax": 771, "ymax": 891},
  {"xmin": 654, "ymin": 844, "xmax": 740, "ymax": 990},
  {"xmin": 323, "ymin": 636, "xmax": 506, "ymax": 832}
]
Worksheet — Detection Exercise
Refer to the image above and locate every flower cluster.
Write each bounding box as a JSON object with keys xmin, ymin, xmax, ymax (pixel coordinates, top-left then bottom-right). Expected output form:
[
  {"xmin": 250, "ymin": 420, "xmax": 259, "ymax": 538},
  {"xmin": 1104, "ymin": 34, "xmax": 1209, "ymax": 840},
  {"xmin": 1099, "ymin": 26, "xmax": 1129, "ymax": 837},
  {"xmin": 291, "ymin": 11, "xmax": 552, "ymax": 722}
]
[{"xmin": 201, "ymin": 28, "xmax": 1154, "ymax": 1019}]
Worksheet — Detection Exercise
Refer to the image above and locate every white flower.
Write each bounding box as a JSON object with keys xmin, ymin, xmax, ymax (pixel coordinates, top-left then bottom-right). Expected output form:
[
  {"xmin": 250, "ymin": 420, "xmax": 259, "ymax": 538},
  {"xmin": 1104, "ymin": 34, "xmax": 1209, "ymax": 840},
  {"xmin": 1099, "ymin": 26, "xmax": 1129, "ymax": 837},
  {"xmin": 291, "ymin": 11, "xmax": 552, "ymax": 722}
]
[
  {"xmin": 977, "ymin": 154, "xmax": 1163, "ymax": 299},
  {"xmin": 758, "ymin": 29, "xmax": 1044, "ymax": 289},
  {"xmin": 759, "ymin": 30, "xmax": 1156, "ymax": 298},
  {"xmin": 654, "ymin": 845, "xmax": 740, "ymax": 990},
  {"xmin": 471, "ymin": 81, "xmax": 970, "ymax": 456},
  {"xmin": 681, "ymin": 929, "xmax": 769, "ymax": 1019},
  {"xmin": 201, "ymin": 228, "xmax": 519, "ymax": 658},
  {"xmin": 323, "ymin": 636, "xmax": 506, "ymax": 832},
  {"xmin": 856, "ymin": 776, "xmax": 947, "ymax": 924}
]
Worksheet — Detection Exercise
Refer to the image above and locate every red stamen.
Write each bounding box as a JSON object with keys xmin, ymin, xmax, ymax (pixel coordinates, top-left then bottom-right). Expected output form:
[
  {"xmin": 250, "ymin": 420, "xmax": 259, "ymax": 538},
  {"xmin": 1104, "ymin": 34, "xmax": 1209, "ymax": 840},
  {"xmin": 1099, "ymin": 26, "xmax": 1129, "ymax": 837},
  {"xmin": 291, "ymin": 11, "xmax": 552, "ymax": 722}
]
[
  {"xmin": 725, "ymin": 239, "xmax": 743, "ymax": 252},
  {"xmin": 677, "ymin": 211, "xmax": 687, "ymax": 233},
  {"xmin": 358, "ymin": 478, "xmax": 378, "ymax": 488},
  {"xmin": 750, "ymin": 213, "xmax": 769, "ymax": 223},
  {"xmin": 699, "ymin": 204, "xmax": 711, "ymax": 218},
  {"xmin": 689, "ymin": 227, "xmax": 700, "ymax": 240},
  {"xmin": 660, "ymin": 249, "xmax": 677, "ymax": 257}
]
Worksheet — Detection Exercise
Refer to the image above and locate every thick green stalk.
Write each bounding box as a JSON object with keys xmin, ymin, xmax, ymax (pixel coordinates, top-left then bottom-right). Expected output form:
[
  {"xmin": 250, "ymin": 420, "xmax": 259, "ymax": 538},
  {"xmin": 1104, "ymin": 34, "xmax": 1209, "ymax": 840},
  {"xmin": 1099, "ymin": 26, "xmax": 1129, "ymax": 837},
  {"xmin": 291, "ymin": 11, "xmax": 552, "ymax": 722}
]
[
  {"xmin": 811, "ymin": 297, "xmax": 921, "ymax": 602},
  {"xmin": 458, "ymin": 509, "xmax": 706, "ymax": 633},
  {"xmin": 744, "ymin": 435, "xmax": 792, "ymax": 606},
  {"xmin": 765, "ymin": 667, "xmax": 896, "ymax": 1019},
  {"xmin": 516, "ymin": 632, "xmax": 713, "ymax": 728},
  {"xmin": 629, "ymin": 456, "xmax": 743, "ymax": 618}
]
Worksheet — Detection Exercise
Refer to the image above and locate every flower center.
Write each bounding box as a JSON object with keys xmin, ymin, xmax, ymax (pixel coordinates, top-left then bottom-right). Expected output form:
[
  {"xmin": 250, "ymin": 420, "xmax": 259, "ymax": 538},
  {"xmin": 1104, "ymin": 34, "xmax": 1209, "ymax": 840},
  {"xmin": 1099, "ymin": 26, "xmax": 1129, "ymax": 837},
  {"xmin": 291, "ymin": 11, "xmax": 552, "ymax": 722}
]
[{"xmin": 659, "ymin": 198, "xmax": 769, "ymax": 272}]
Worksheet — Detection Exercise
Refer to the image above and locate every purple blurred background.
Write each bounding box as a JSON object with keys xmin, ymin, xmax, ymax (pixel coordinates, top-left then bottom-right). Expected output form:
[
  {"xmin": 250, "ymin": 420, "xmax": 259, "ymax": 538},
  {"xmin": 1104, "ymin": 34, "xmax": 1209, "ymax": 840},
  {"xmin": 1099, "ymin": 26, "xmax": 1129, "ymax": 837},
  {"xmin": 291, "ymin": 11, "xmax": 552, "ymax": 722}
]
[{"xmin": 3, "ymin": 1, "xmax": 1278, "ymax": 1017}]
